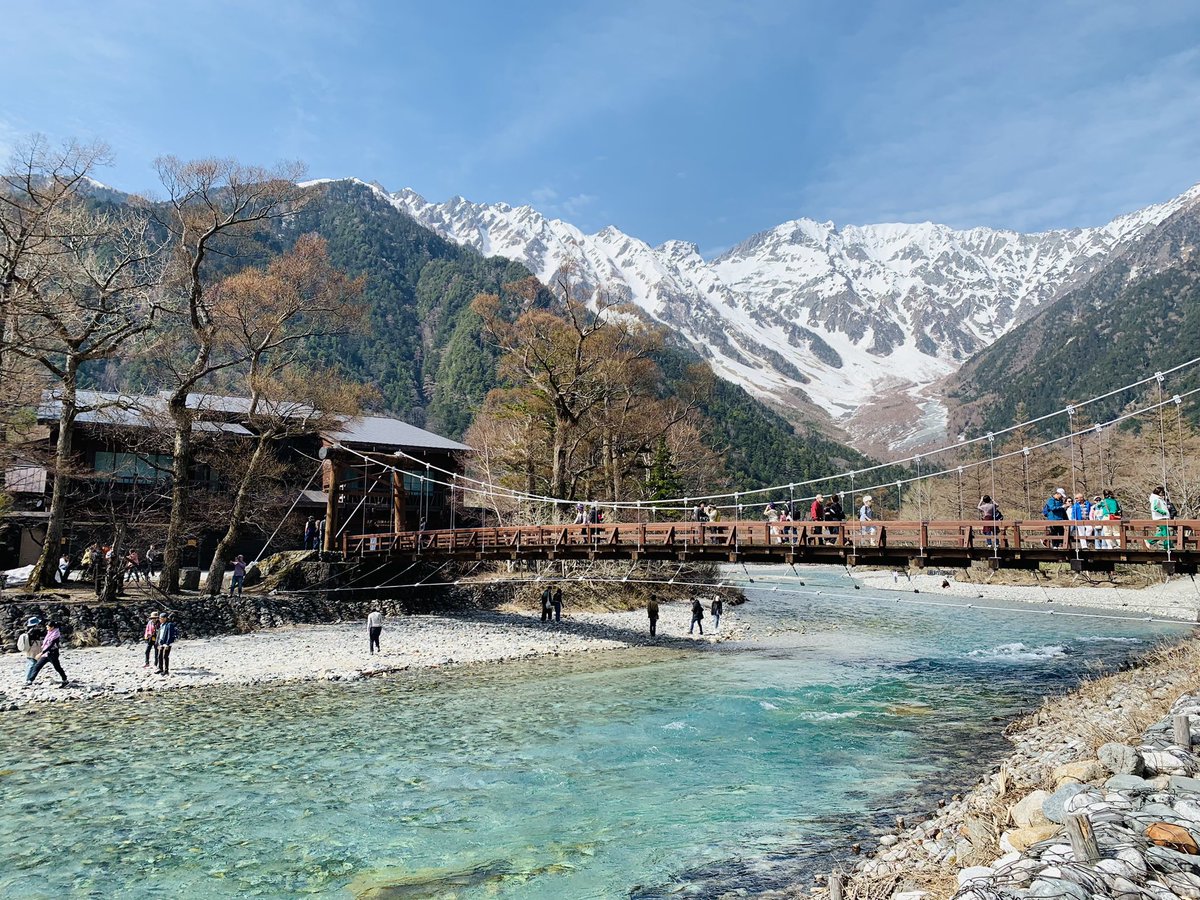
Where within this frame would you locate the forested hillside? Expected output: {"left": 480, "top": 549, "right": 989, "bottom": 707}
{"left": 79, "top": 177, "right": 878, "bottom": 492}
{"left": 947, "top": 201, "right": 1200, "bottom": 437}
{"left": 282, "top": 181, "right": 879, "bottom": 491}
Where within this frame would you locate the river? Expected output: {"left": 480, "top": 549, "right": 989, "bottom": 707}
{"left": 0, "top": 569, "right": 1186, "bottom": 898}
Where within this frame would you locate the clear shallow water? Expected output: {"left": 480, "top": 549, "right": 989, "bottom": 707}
{"left": 0, "top": 570, "right": 1187, "bottom": 898}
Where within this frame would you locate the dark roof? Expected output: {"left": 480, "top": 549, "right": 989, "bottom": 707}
{"left": 38, "top": 391, "right": 252, "bottom": 435}
{"left": 37, "top": 391, "right": 468, "bottom": 451}
{"left": 327, "top": 415, "right": 471, "bottom": 452}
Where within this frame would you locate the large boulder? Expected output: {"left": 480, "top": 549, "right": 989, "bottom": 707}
{"left": 1052, "top": 759, "right": 1107, "bottom": 786}
{"left": 1001, "top": 824, "right": 1060, "bottom": 852}
{"left": 1010, "top": 790, "right": 1051, "bottom": 828}
{"left": 1100, "top": 742, "right": 1145, "bottom": 776}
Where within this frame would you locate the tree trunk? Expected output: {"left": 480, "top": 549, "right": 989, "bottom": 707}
{"left": 102, "top": 524, "right": 126, "bottom": 603}
{"left": 159, "top": 404, "right": 194, "bottom": 593}
{"left": 29, "top": 365, "right": 78, "bottom": 590}
{"left": 550, "top": 417, "right": 568, "bottom": 522}
{"left": 204, "top": 436, "right": 271, "bottom": 595}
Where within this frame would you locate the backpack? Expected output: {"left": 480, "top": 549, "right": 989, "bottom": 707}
{"left": 992, "top": 506, "right": 1003, "bottom": 521}
{"left": 1167, "top": 500, "right": 1179, "bottom": 519}
{"left": 16, "top": 632, "right": 29, "bottom": 653}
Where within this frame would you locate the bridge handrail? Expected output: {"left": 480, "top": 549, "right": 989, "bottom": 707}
{"left": 341, "top": 518, "right": 1200, "bottom": 556}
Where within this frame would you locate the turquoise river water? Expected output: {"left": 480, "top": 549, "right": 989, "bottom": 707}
{"left": 0, "top": 570, "right": 1189, "bottom": 898}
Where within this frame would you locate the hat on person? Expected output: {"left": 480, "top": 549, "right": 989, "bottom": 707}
{"left": 149, "top": 611, "right": 160, "bottom": 618}
{"left": 863, "top": 495, "right": 873, "bottom": 503}
{"left": 26, "top": 616, "right": 41, "bottom": 627}
{"left": 1055, "top": 487, "right": 1066, "bottom": 496}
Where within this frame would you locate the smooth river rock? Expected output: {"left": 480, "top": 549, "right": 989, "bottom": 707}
{"left": 1010, "top": 790, "right": 1051, "bottom": 828}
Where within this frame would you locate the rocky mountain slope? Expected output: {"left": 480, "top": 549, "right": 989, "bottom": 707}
{"left": 947, "top": 197, "right": 1200, "bottom": 437}
{"left": 388, "top": 181, "right": 1200, "bottom": 450}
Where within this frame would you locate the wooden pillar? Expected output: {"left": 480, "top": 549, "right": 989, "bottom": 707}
{"left": 392, "top": 470, "right": 407, "bottom": 533}
{"left": 324, "top": 460, "right": 340, "bottom": 552}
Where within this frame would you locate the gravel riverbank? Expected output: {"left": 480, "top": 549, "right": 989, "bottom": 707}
{"left": 1, "top": 600, "right": 742, "bottom": 708}
{"left": 853, "top": 570, "right": 1200, "bottom": 621}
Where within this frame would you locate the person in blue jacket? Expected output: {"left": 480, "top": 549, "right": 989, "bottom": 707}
{"left": 156, "top": 612, "right": 179, "bottom": 676}
{"left": 1042, "top": 487, "right": 1068, "bottom": 548}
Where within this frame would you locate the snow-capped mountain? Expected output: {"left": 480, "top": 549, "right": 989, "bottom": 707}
{"left": 383, "top": 181, "right": 1200, "bottom": 450}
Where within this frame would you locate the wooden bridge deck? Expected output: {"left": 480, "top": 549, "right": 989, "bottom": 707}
{"left": 342, "top": 519, "right": 1200, "bottom": 573}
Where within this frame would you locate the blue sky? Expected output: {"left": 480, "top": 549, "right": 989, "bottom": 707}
{"left": 4, "top": 0, "right": 1199, "bottom": 255}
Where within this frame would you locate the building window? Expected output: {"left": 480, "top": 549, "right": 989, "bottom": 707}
{"left": 93, "top": 452, "right": 173, "bottom": 483}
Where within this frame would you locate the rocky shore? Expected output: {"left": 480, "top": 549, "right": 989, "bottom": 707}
{"left": 0, "top": 600, "right": 742, "bottom": 709}
{"left": 802, "top": 638, "right": 1200, "bottom": 900}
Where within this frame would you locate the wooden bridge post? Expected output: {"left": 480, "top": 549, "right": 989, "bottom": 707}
{"left": 323, "top": 459, "right": 340, "bottom": 552}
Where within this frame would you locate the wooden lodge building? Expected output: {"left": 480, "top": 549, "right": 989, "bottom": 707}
{"left": 0, "top": 390, "right": 470, "bottom": 570}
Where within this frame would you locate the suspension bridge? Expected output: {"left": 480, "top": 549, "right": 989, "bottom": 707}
{"left": 305, "top": 357, "right": 1200, "bottom": 577}
{"left": 340, "top": 518, "right": 1200, "bottom": 573}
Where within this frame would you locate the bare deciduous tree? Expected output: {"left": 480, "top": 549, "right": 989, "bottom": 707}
{"left": 151, "top": 156, "right": 309, "bottom": 592}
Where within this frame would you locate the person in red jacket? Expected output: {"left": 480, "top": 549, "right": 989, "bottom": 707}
{"left": 810, "top": 494, "right": 825, "bottom": 545}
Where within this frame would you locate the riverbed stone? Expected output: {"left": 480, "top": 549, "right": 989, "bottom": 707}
{"left": 957, "top": 865, "right": 993, "bottom": 886}
{"left": 1029, "top": 876, "right": 1087, "bottom": 900}
{"left": 1042, "top": 783, "right": 1085, "bottom": 824}
{"left": 1146, "top": 844, "right": 1200, "bottom": 873}
{"left": 1053, "top": 759, "right": 1106, "bottom": 786}
{"left": 1162, "top": 871, "right": 1200, "bottom": 899}
{"left": 1110, "top": 875, "right": 1145, "bottom": 900}
{"left": 1001, "top": 824, "right": 1060, "bottom": 852}
{"left": 1100, "top": 743, "right": 1145, "bottom": 776}
{"left": 1011, "top": 790, "right": 1051, "bottom": 827}
{"left": 1173, "top": 776, "right": 1200, "bottom": 795}
{"left": 1106, "top": 774, "right": 1157, "bottom": 793}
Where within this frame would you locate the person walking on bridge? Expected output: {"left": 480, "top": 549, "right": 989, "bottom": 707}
{"left": 647, "top": 597, "right": 660, "bottom": 636}
{"left": 1069, "top": 493, "right": 1092, "bottom": 549}
{"left": 367, "top": 608, "right": 384, "bottom": 653}
{"left": 1149, "top": 486, "right": 1174, "bottom": 550}
{"left": 689, "top": 597, "right": 705, "bottom": 635}
{"left": 1042, "top": 488, "right": 1068, "bottom": 548}
{"left": 810, "top": 494, "right": 824, "bottom": 545}
{"left": 977, "top": 495, "right": 1001, "bottom": 547}
{"left": 823, "top": 493, "right": 845, "bottom": 545}
{"left": 858, "top": 495, "right": 876, "bottom": 545}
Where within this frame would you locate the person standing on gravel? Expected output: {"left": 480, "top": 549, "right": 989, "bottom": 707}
{"left": 647, "top": 597, "right": 659, "bottom": 637}
{"left": 156, "top": 613, "right": 179, "bottom": 675}
{"left": 540, "top": 586, "right": 553, "bottom": 623}
{"left": 689, "top": 597, "right": 705, "bottom": 635}
{"left": 17, "top": 617, "right": 44, "bottom": 684}
{"left": 142, "top": 612, "right": 161, "bottom": 669}
{"left": 229, "top": 555, "right": 247, "bottom": 596}
{"left": 551, "top": 587, "right": 563, "bottom": 623}
{"left": 27, "top": 620, "right": 68, "bottom": 687}
{"left": 367, "top": 608, "right": 384, "bottom": 654}
{"left": 710, "top": 597, "right": 723, "bottom": 630}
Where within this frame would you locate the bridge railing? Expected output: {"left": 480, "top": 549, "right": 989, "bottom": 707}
{"left": 340, "top": 518, "right": 1200, "bottom": 557}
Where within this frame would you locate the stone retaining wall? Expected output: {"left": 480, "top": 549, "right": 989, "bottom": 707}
{"left": 0, "top": 561, "right": 514, "bottom": 650}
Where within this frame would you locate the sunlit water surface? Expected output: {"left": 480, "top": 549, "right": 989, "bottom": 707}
{"left": 0, "top": 570, "right": 1186, "bottom": 898}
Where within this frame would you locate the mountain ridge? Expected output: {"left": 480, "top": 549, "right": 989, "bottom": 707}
{"left": 388, "top": 180, "right": 1200, "bottom": 450}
